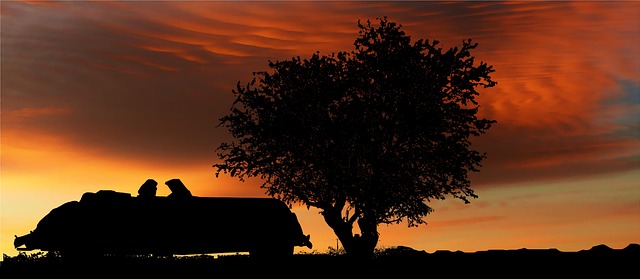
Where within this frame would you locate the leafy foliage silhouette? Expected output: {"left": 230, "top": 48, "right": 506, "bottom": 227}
{"left": 214, "top": 17, "right": 497, "bottom": 258}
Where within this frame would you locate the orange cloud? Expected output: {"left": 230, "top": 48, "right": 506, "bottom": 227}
{"left": 14, "top": 1, "right": 59, "bottom": 7}
{"left": 137, "top": 44, "right": 208, "bottom": 64}
{"left": 4, "top": 107, "right": 71, "bottom": 120}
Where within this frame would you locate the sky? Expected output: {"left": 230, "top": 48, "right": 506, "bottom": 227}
{"left": 1, "top": 0, "right": 639, "bottom": 257}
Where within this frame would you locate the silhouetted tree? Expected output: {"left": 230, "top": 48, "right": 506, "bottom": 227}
{"left": 214, "top": 17, "right": 497, "bottom": 258}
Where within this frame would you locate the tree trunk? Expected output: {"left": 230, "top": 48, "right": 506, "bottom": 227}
{"left": 322, "top": 206, "right": 379, "bottom": 259}
{"left": 351, "top": 213, "right": 379, "bottom": 258}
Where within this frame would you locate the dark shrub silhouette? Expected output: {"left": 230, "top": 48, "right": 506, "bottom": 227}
{"left": 214, "top": 17, "right": 497, "bottom": 258}
{"left": 14, "top": 179, "right": 312, "bottom": 259}
{"left": 3, "top": 244, "right": 638, "bottom": 277}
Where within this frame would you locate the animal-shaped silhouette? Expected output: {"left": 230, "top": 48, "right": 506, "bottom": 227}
{"left": 14, "top": 179, "right": 312, "bottom": 258}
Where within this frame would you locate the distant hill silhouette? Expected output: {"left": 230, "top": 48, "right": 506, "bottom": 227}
{"left": 2, "top": 244, "right": 638, "bottom": 277}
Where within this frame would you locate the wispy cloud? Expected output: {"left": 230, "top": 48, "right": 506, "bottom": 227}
{"left": 2, "top": 0, "right": 638, "bottom": 184}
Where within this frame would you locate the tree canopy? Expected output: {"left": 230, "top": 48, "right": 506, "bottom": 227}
{"left": 214, "top": 17, "right": 497, "bottom": 258}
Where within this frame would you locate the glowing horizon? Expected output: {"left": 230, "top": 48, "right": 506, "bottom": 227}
{"left": 2, "top": 1, "right": 639, "bottom": 257}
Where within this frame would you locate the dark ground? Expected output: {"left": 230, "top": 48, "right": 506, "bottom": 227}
{"left": 2, "top": 244, "right": 638, "bottom": 278}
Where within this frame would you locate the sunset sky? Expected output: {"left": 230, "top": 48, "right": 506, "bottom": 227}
{"left": 1, "top": 1, "right": 639, "bottom": 257}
